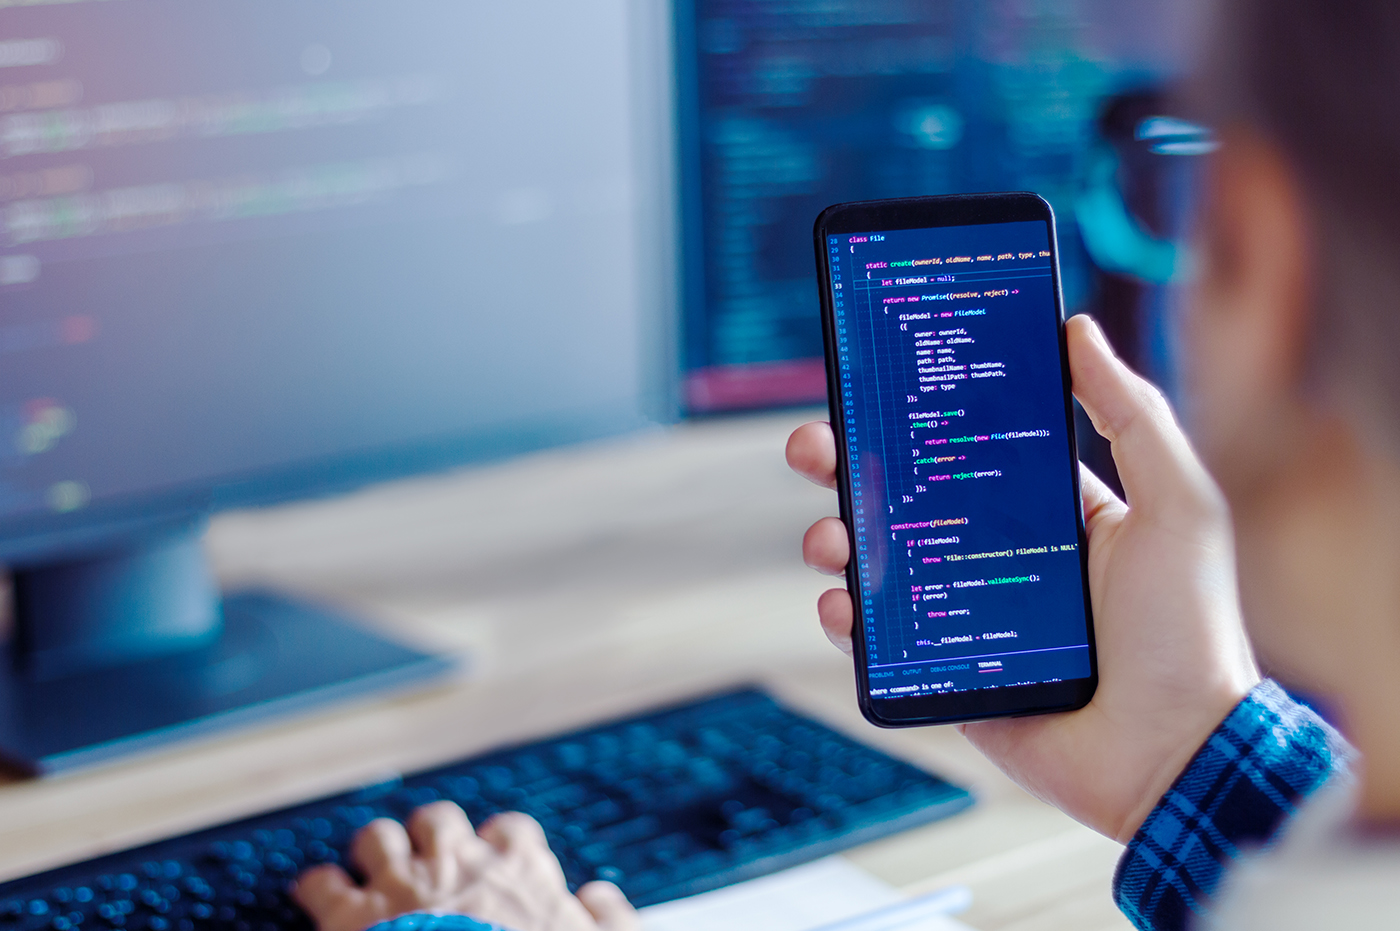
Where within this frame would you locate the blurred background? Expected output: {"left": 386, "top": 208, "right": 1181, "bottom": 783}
{"left": 0, "top": 0, "right": 1205, "bottom": 538}
{"left": 0, "top": 0, "right": 1221, "bottom": 757}
{"left": 677, "top": 0, "right": 1201, "bottom": 420}
{"left": 0, "top": 2, "right": 1214, "bottom": 927}
{"left": 0, "top": 0, "right": 1210, "bottom": 771}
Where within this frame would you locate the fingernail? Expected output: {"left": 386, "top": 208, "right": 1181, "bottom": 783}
{"left": 1082, "top": 314, "right": 1106, "bottom": 342}
{"left": 1082, "top": 315, "right": 1118, "bottom": 355}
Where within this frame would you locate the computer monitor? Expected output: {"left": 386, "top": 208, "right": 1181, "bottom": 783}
{"left": 674, "top": 0, "right": 1191, "bottom": 412}
{"left": 0, "top": 0, "right": 676, "bottom": 774}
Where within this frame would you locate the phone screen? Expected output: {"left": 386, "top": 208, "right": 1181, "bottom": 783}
{"left": 823, "top": 213, "right": 1094, "bottom": 720}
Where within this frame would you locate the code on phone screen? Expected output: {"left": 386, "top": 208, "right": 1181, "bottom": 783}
{"left": 827, "top": 221, "right": 1092, "bottom": 699}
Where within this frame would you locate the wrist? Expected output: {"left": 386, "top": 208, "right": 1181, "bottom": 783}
{"left": 1114, "top": 678, "right": 1260, "bottom": 844}
{"left": 367, "top": 915, "right": 505, "bottom": 931}
{"left": 1113, "top": 680, "right": 1350, "bottom": 930}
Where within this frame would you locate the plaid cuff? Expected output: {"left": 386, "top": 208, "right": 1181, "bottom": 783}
{"left": 1112, "top": 679, "right": 1350, "bottom": 931}
{"left": 367, "top": 915, "right": 507, "bottom": 931}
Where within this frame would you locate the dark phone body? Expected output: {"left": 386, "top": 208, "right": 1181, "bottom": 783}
{"left": 814, "top": 193, "right": 1097, "bottom": 728}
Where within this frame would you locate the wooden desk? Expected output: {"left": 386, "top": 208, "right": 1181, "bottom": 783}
{"left": 0, "top": 410, "right": 1132, "bottom": 931}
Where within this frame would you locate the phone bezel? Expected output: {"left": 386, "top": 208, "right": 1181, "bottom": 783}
{"left": 813, "top": 193, "right": 1098, "bottom": 728}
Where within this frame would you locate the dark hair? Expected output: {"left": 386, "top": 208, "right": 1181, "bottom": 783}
{"left": 1209, "top": 2, "right": 1400, "bottom": 229}
{"left": 1201, "top": 0, "right": 1400, "bottom": 428}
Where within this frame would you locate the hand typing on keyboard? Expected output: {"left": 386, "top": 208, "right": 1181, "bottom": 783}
{"left": 0, "top": 690, "right": 971, "bottom": 928}
{"left": 292, "top": 802, "right": 638, "bottom": 931}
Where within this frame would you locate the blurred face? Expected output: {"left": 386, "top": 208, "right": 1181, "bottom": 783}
{"left": 1174, "top": 129, "right": 1336, "bottom": 692}
{"left": 1177, "top": 130, "right": 1400, "bottom": 713}
{"left": 1177, "top": 131, "right": 1310, "bottom": 498}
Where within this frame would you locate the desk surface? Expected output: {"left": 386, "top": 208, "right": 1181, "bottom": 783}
{"left": 0, "top": 411, "right": 1132, "bottom": 931}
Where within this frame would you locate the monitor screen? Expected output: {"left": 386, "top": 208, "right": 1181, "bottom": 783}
{"left": 0, "top": 0, "right": 665, "bottom": 553}
{"left": 676, "top": 0, "right": 1186, "bottom": 412}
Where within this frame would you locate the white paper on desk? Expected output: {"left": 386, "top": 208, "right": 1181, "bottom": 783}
{"left": 638, "top": 857, "right": 975, "bottom": 931}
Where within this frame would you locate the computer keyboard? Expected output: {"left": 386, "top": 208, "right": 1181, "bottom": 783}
{"left": 0, "top": 688, "right": 973, "bottom": 930}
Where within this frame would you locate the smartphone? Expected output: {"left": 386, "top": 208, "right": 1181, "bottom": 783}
{"left": 814, "top": 193, "right": 1097, "bottom": 727}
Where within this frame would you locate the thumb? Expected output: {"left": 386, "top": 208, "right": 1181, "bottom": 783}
{"left": 1066, "top": 314, "right": 1219, "bottom": 524}
{"left": 576, "top": 881, "right": 639, "bottom": 931}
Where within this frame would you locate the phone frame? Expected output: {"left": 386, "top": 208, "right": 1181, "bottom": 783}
{"left": 813, "top": 193, "right": 1098, "bottom": 728}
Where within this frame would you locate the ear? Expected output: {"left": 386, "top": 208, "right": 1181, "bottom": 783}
{"left": 1184, "top": 126, "right": 1317, "bottom": 484}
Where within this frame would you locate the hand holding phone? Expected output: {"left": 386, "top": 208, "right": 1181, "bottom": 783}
{"left": 795, "top": 201, "right": 1259, "bottom": 836}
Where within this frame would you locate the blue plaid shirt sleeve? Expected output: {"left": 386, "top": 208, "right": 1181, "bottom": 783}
{"left": 367, "top": 915, "right": 508, "bottom": 931}
{"left": 1112, "top": 679, "right": 1351, "bottom": 931}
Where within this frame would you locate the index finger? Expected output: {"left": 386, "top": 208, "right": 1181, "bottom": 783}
{"left": 786, "top": 421, "right": 837, "bottom": 490}
{"left": 407, "top": 801, "right": 491, "bottom": 865}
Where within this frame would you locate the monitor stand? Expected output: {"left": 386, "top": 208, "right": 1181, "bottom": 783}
{"left": 0, "top": 525, "right": 456, "bottom": 775}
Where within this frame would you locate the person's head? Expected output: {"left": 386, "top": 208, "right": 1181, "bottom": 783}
{"left": 1180, "top": 0, "right": 1400, "bottom": 782}
{"left": 1185, "top": 0, "right": 1400, "bottom": 461}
